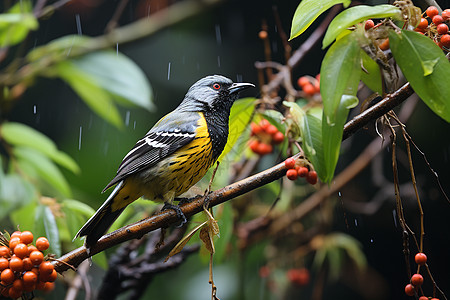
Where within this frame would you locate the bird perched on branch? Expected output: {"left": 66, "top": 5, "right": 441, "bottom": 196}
{"left": 75, "top": 75, "right": 254, "bottom": 248}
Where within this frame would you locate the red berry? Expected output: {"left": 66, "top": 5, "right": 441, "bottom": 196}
{"left": 20, "top": 231, "right": 34, "bottom": 245}
{"left": 22, "top": 271, "right": 38, "bottom": 286}
{"left": 35, "top": 237, "right": 50, "bottom": 251}
{"left": 9, "top": 237, "right": 21, "bottom": 251}
{"left": 39, "top": 261, "right": 54, "bottom": 276}
{"left": 297, "top": 167, "right": 309, "bottom": 178}
{"left": 29, "top": 250, "right": 44, "bottom": 265}
{"left": 8, "top": 287, "right": 22, "bottom": 299}
{"left": 10, "top": 231, "right": 21, "bottom": 239}
{"left": 314, "top": 80, "right": 320, "bottom": 93}
{"left": 426, "top": 6, "right": 439, "bottom": 18}
{"left": 432, "top": 15, "right": 444, "bottom": 25}
{"left": 442, "top": 9, "right": 450, "bottom": 21}
{"left": 266, "top": 124, "right": 279, "bottom": 135}
{"left": 9, "top": 256, "right": 23, "bottom": 272}
{"left": 437, "top": 23, "right": 449, "bottom": 35}
{"left": 430, "top": 298, "right": 440, "bottom": 300}
{"left": 365, "top": 19, "right": 374, "bottom": 30}
{"left": 419, "top": 297, "right": 429, "bottom": 300}
{"left": 272, "top": 131, "right": 285, "bottom": 144}
{"left": 284, "top": 157, "right": 296, "bottom": 169}
{"left": 286, "top": 169, "right": 298, "bottom": 180}
{"left": 417, "top": 17, "right": 429, "bottom": 30}
{"left": 249, "top": 139, "right": 260, "bottom": 153}
{"left": 0, "top": 257, "right": 8, "bottom": 271}
{"left": 257, "top": 143, "right": 273, "bottom": 155}
{"left": 440, "top": 34, "right": 450, "bottom": 48}
{"left": 415, "top": 253, "right": 427, "bottom": 265}
{"left": 306, "top": 170, "right": 318, "bottom": 185}
{"left": 259, "top": 266, "right": 270, "bottom": 278}
{"left": 250, "top": 123, "right": 262, "bottom": 136}
{"left": 258, "top": 30, "right": 268, "bottom": 39}
{"left": 379, "top": 38, "right": 390, "bottom": 50}
{"left": 411, "top": 274, "right": 424, "bottom": 286}
{"left": 297, "top": 76, "right": 310, "bottom": 87}
{"left": 0, "top": 246, "right": 10, "bottom": 257}
{"left": 259, "top": 119, "right": 270, "bottom": 130}
{"left": 303, "top": 83, "right": 316, "bottom": 96}
{"left": 405, "top": 283, "right": 415, "bottom": 296}
{"left": 287, "top": 268, "right": 310, "bottom": 286}
{"left": 13, "top": 243, "right": 28, "bottom": 259}
{"left": 1, "top": 269, "right": 15, "bottom": 285}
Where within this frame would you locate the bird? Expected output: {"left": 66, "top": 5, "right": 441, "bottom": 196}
{"left": 75, "top": 75, "right": 254, "bottom": 248}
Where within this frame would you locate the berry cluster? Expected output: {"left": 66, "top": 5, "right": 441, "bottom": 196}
{"left": 404, "top": 253, "right": 440, "bottom": 299}
{"left": 297, "top": 74, "right": 320, "bottom": 97}
{"left": 249, "top": 119, "right": 285, "bottom": 155}
{"left": 286, "top": 268, "right": 310, "bottom": 286}
{"left": 414, "top": 6, "right": 450, "bottom": 49}
{"left": 0, "top": 231, "right": 56, "bottom": 299}
{"left": 284, "top": 157, "right": 318, "bottom": 185}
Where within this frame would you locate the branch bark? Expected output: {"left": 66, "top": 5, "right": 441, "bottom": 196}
{"left": 54, "top": 82, "right": 414, "bottom": 273}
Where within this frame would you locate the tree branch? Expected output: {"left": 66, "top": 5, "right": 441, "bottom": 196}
{"left": 53, "top": 82, "right": 413, "bottom": 273}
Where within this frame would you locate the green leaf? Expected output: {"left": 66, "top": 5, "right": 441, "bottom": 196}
{"left": 61, "top": 199, "right": 95, "bottom": 245}
{"left": 360, "top": 50, "right": 383, "bottom": 94}
{"left": 290, "top": 0, "right": 351, "bottom": 40}
{"left": 0, "top": 174, "right": 35, "bottom": 220}
{"left": 320, "top": 33, "right": 361, "bottom": 182}
{"left": 14, "top": 147, "right": 72, "bottom": 197}
{"left": 69, "top": 51, "right": 154, "bottom": 111}
{"left": 213, "top": 203, "right": 234, "bottom": 263}
{"left": 34, "top": 205, "right": 61, "bottom": 257}
{"left": 389, "top": 30, "right": 450, "bottom": 122}
{"left": 0, "top": 1, "right": 38, "bottom": 47}
{"left": 1, "top": 122, "right": 80, "bottom": 174}
{"left": 10, "top": 201, "right": 37, "bottom": 232}
{"left": 219, "top": 98, "right": 256, "bottom": 161}
{"left": 322, "top": 5, "right": 402, "bottom": 48}
{"left": 54, "top": 61, "right": 124, "bottom": 128}
{"left": 27, "top": 35, "right": 92, "bottom": 62}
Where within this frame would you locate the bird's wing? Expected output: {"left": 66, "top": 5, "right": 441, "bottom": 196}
{"left": 103, "top": 111, "right": 200, "bottom": 191}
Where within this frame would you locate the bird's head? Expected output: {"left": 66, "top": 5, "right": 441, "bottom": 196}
{"left": 179, "top": 75, "right": 254, "bottom": 112}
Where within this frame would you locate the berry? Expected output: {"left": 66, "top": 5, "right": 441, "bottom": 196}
{"left": 405, "top": 283, "right": 415, "bottom": 296}
{"left": 39, "top": 261, "right": 54, "bottom": 276}
{"left": 379, "top": 38, "right": 390, "bottom": 50}
{"left": 36, "top": 281, "right": 46, "bottom": 290}
{"left": 22, "top": 271, "right": 38, "bottom": 286}
{"left": 287, "top": 268, "right": 310, "bottom": 286}
{"left": 43, "top": 281, "right": 55, "bottom": 292}
{"left": 411, "top": 274, "right": 424, "bottom": 286}
{"left": 303, "top": 83, "right": 316, "bottom": 96}
{"left": 45, "top": 269, "right": 57, "bottom": 282}
{"left": 415, "top": 253, "right": 427, "bottom": 265}
{"left": 314, "top": 79, "right": 320, "bottom": 93}
{"left": 419, "top": 297, "right": 429, "bottom": 300}
{"left": 1, "top": 268, "right": 15, "bottom": 284}
{"left": 12, "top": 279, "right": 24, "bottom": 292}
{"left": 417, "top": 17, "right": 429, "bottom": 30}
{"left": 257, "top": 142, "right": 272, "bottom": 155}
{"left": 36, "top": 237, "right": 50, "bottom": 251}
{"left": 20, "top": 231, "right": 33, "bottom": 245}
{"left": 259, "top": 119, "right": 270, "bottom": 131}
{"left": 250, "top": 122, "right": 263, "bottom": 136}
{"left": 284, "top": 157, "right": 296, "bottom": 169}
{"left": 437, "top": 23, "right": 449, "bottom": 35}
{"left": 0, "top": 246, "right": 10, "bottom": 257}
{"left": 286, "top": 169, "right": 298, "bottom": 180}
{"left": 249, "top": 139, "right": 260, "bottom": 153}
{"left": 442, "top": 9, "right": 450, "bottom": 21}
{"left": 432, "top": 15, "right": 443, "bottom": 25}
{"left": 0, "top": 257, "right": 8, "bottom": 271}
{"left": 10, "top": 231, "right": 21, "bottom": 239}
{"left": 306, "top": 170, "right": 318, "bottom": 185}
{"left": 9, "top": 237, "right": 21, "bottom": 250}
{"left": 440, "top": 34, "right": 450, "bottom": 48}
{"left": 272, "top": 131, "right": 285, "bottom": 144}
{"left": 365, "top": 19, "right": 375, "bottom": 30}
{"left": 29, "top": 250, "right": 44, "bottom": 265}
{"left": 22, "top": 257, "right": 33, "bottom": 271}
{"left": 28, "top": 245, "right": 38, "bottom": 256}
{"left": 426, "top": 6, "right": 439, "bottom": 19}
{"left": 8, "top": 287, "right": 22, "bottom": 299}
{"left": 258, "top": 30, "right": 268, "bottom": 39}
{"left": 266, "top": 124, "right": 278, "bottom": 135}
{"left": 13, "top": 243, "right": 28, "bottom": 259}
{"left": 259, "top": 266, "right": 270, "bottom": 278}
{"left": 9, "top": 256, "right": 23, "bottom": 272}
{"left": 297, "top": 167, "right": 309, "bottom": 178}
{"left": 297, "top": 76, "right": 310, "bottom": 87}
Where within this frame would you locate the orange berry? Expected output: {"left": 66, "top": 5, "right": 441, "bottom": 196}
{"left": 442, "top": 9, "right": 450, "bottom": 21}
{"left": 417, "top": 17, "right": 428, "bottom": 30}
{"left": 364, "top": 19, "right": 374, "bottom": 30}
{"left": 426, "top": 6, "right": 439, "bottom": 18}
{"left": 12, "top": 279, "right": 24, "bottom": 292}
{"left": 8, "top": 287, "right": 22, "bottom": 299}
{"left": 314, "top": 79, "right": 320, "bottom": 93}
{"left": 29, "top": 251, "right": 44, "bottom": 265}
{"left": 23, "top": 282, "right": 36, "bottom": 292}
{"left": 20, "top": 231, "right": 33, "bottom": 245}
{"left": 441, "top": 34, "right": 450, "bottom": 47}
{"left": 250, "top": 122, "right": 263, "bottom": 136}
{"left": 432, "top": 15, "right": 443, "bottom": 25}
{"left": 13, "top": 243, "right": 28, "bottom": 259}
{"left": 23, "top": 271, "right": 38, "bottom": 286}
{"left": 306, "top": 170, "right": 318, "bottom": 185}
{"left": 266, "top": 124, "right": 278, "bottom": 135}
{"left": 257, "top": 142, "right": 272, "bottom": 155}
{"left": 259, "top": 119, "right": 270, "bottom": 130}
{"left": 405, "top": 283, "right": 415, "bottom": 296}
{"left": 303, "top": 83, "right": 316, "bottom": 96}
{"left": 286, "top": 169, "right": 298, "bottom": 180}
{"left": 437, "top": 23, "right": 449, "bottom": 35}
{"left": 297, "top": 166, "right": 309, "bottom": 178}
{"left": 22, "top": 257, "right": 33, "bottom": 271}
{"left": 39, "top": 261, "right": 54, "bottom": 276}
{"left": 9, "top": 237, "right": 21, "bottom": 251}
{"left": 44, "top": 269, "right": 57, "bottom": 282}
{"left": 249, "top": 139, "right": 260, "bottom": 153}
{"left": 258, "top": 30, "right": 268, "bottom": 39}
{"left": 415, "top": 253, "right": 427, "bottom": 265}
{"left": 297, "top": 76, "right": 310, "bottom": 87}
{"left": 36, "top": 280, "right": 46, "bottom": 290}
{"left": 0, "top": 258, "right": 8, "bottom": 271}
{"left": 30, "top": 267, "right": 39, "bottom": 277}
{"left": 10, "top": 231, "right": 21, "bottom": 239}
{"left": 9, "top": 256, "right": 23, "bottom": 272}
{"left": 35, "top": 237, "right": 49, "bottom": 251}
{"left": 43, "top": 281, "right": 55, "bottom": 292}
{"left": 0, "top": 246, "right": 10, "bottom": 257}
{"left": 419, "top": 297, "right": 429, "bottom": 300}
{"left": 1, "top": 269, "right": 15, "bottom": 284}
{"left": 411, "top": 274, "right": 424, "bottom": 286}
{"left": 27, "top": 245, "right": 38, "bottom": 256}
{"left": 272, "top": 131, "right": 285, "bottom": 144}
{"left": 284, "top": 157, "right": 296, "bottom": 169}
{"left": 379, "top": 38, "right": 390, "bottom": 50}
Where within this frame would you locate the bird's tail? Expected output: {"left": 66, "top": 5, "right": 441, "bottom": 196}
{"left": 75, "top": 181, "right": 126, "bottom": 248}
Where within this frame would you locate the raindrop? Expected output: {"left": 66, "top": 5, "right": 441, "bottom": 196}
{"left": 125, "top": 111, "right": 131, "bottom": 126}
{"left": 236, "top": 74, "right": 243, "bottom": 82}
{"left": 215, "top": 24, "right": 222, "bottom": 45}
{"left": 116, "top": 43, "right": 119, "bottom": 55}
{"left": 338, "top": 191, "right": 342, "bottom": 197}
{"left": 133, "top": 121, "right": 136, "bottom": 129}
{"left": 33, "top": 105, "right": 37, "bottom": 114}
{"left": 78, "top": 126, "right": 82, "bottom": 150}
{"left": 217, "top": 56, "right": 221, "bottom": 68}
{"left": 370, "top": 238, "right": 374, "bottom": 243}
{"left": 167, "top": 62, "right": 171, "bottom": 80}
{"left": 354, "top": 219, "right": 358, "bottom": 227}
{"left": 392, "top": 209, "right": 398, "bottom": 228}
{"left": 75, "top": 14, "right": 82, "bottom": 35}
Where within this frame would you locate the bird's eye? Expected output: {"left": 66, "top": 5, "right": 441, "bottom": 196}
{"left": 212, "top": 83, "right": 221, "bottom": 90}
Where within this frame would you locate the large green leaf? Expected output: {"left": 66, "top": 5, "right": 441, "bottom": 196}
{"left": 14, "top": 147, "right": 72, "bottom": 197}
{"left": 1, "top": 122, "right": 80, "bottom": 174}
{"left": 34, "top": 205, "right": 61, "bottom": 257}
{"left": 322, "top": 5, "right": 401, "bottom": 48}
{"left": 389, "top": 30, "right": 450, "bottom": 122}
{"left": 360, "top": 50, "right": 383, "bottom": 94}
{"left": 320, "top": 33, "right": 361, "bottom": 182}
{"left": 27, "top": 35, "right": 91, "bottom": 62}
{"left": 0, "top": 1, "right": 38, "bottom": 47}
{"left": 0, "top": 174, "right": 35, "bottom": 220}
{"left": 290, "top": 0, "right": 351, "bottom": 40}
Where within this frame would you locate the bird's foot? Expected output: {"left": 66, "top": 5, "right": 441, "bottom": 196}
{"left": 161, "top": 202, "right": 187, "bottom": 227}
{"left": 175, "top": 195, "right": 202, "bottom": 206}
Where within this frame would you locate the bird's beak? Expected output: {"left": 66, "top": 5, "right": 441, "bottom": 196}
{"left": 228, "top": 82, "right": 255, "bottom": 94}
